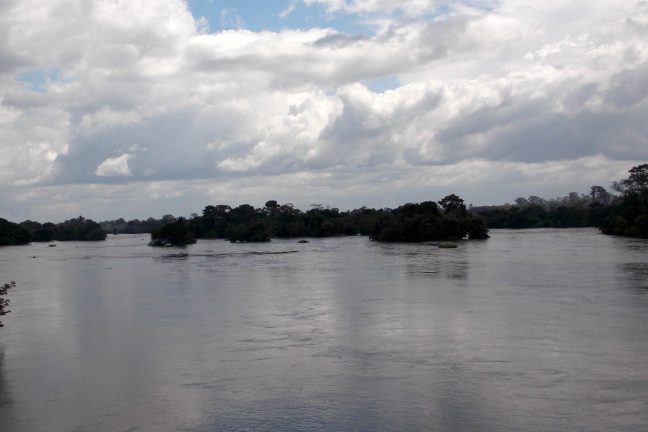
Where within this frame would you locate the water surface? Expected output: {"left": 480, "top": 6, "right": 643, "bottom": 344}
{"left": 0, "top": 229, "right": 647, "bottom": 431}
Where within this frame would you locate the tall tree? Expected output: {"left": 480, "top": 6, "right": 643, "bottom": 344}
{"left": 613, "top": 164, "right": 648, "bottom": 194}
{"left": 438, "top": 194, "right": 467, "bottom": 216}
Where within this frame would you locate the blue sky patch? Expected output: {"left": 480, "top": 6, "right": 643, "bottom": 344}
{"left": 17, "top": 68, "right": 62, "bottom": 93}
{"left": 187, "top": 0, "right": 368, "bottom": 33}
{"left": 362, "top": 75, "right": 401, "bottom": 93}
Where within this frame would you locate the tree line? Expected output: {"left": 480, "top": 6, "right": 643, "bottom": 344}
{"left": 0, "top": 216, "right": 106, "bottom": 245}
{"left": 99, "top": 215, "right": 176, "bottom": 235}
{"left": 149, "top": 194, "right": 489, "bottom": 246}
{"left": 473, "top": 188, "right": 613, "bottom": 229}
{"left": 473, "top": 164, "right": 648, "bottom": 238}
{"left": 1, "top": 164, "right": 646, "bottom": 247}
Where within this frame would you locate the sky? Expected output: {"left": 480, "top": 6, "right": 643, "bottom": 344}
{"left": 1, "top": 0, "right": 647, "bottom": 221}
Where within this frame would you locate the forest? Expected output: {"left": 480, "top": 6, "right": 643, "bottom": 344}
{"left": 147, "top": 165, "right": 648, "bottom": 245}
{"left": 600, "top": 164, "right": 648, "bottom": 238}
{"left": 0, "top": 164, "right": 646, "bottom": 246}
{"left": 0, "top": 217, "right": 106, "bottom": 245}
{"left": 149, "top": 194, "right": 489, "bottom": 246}
{"left": 473, "top": 164, "right": 648, "bottom": 238}
{"left": 474, "top": 188, "right": 613, "bottom": 229}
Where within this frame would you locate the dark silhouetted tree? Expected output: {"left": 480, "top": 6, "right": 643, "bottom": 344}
{"left": 603, "top": 164, "right": 648, "bottom": 238}
{"left": 0, "top": 281, "right": 15, "bottom": 327}
{"left": 438, "top": 194, "right": 467, "bottom": 216}
{"left": 0, "top": 219, "right": 30, "bottom": 245}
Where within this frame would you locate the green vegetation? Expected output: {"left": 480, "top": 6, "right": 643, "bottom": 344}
{"left": 100, "top": 215, "right": 176, "bottom": 234}
{"left": 0, "top": 219, "right": 30, "bottom": 246}
{"left": 20, "top": 217, "right": 107, "bottom": 242}
{"left": 601, "top": 164, "right": 648, "bottom": 238}
{"left": 470, "top": 163, "right": 648, "bottom": 239}
{"left": 369, "top": 196, "right": 489, "bottom": 242}
{"left": 0, "top": 216, "right": 106, "bottom": 246}
{"left": 149, "top": 195, "right": 489, "bottom": 245}
{"left": 474, "top": 188, "right": 614, "bottom": 229}
{"left": 5, "top": 165, "right": 647, "bottom": 247}
{"left": 0, "top": 281, "right": 15, "bottom": 327}
{"left": 149, "top": 217, "right": 197, "bottom": 246}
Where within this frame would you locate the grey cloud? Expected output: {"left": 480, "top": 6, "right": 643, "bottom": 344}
{"left": 52, "top": 107, "right": 251, "bottom": 184}
{"left": 0, "top": 1, "right": 33, "bottom": 75}
{"left": 2, "top": 89, "right": 53, "bottom": 110}
{"left": 494, "top": 108, "right": 648, "bottom": 162}
{"left": 626, "top": 17, "right": 648, "bottom": 35}
{"left": 414, "top": 15, "right": 477, "bottom": 56}
{"left": 604, "top": 61, "right": 648, "bottom": 108}
{"left": 430, "top": 97, "right": 648, "bottom": 165}
{"left": 312, "top": 33, "right": 369, "bottom": 48}
{"left": 0, "top": 47, "right": 32, "bottom": 76}
{"left": 562, "top": 83, "right": 598, "bottom": 111}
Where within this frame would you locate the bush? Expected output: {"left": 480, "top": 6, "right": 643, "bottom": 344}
{"left": 0, "top": 281, "right": 15, "bottom": 327}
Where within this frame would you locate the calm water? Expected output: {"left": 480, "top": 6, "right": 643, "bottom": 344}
{"left": 0, "top": 229, "right": 647, "bottom": 431}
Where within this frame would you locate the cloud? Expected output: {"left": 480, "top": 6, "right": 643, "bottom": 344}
{"left": 220, "top": 8, "right": 245, "bottom": 30}
{"left": 604, "top": 61, "right": 648, "bottom": 108}
{"left": 95, "top": 153, "right": 132, "bottom": 177}
{"left": 279, "top": 1, "right": 297, "bottom": 19}
{"left": 0, "top": 0, "right": 647, "bottom": 220}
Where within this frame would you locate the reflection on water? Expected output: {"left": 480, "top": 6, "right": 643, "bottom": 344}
{"left": 0, "top": 229, "right": 647, "bottom": 431}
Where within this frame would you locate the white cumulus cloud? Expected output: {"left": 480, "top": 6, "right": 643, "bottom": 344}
{"left": 95, "top": 153, "right": 132, "bottom": 177}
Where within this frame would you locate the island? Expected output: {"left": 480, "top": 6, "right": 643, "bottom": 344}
{"left": 148, "top": 194, "right": 489, "bottom": 246}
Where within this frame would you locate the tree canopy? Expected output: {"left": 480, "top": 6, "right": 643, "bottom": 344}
{"left": 613, "top": 164, "right": 648, "bottom": 194}
{"left": 474, "top": 188, "right": 616, "bottom": 229}
{"left": 148, "top": 195, "right": 489, "bottom": 245}
{"left": 20, "top": 217, "right": 106, "bottom": 242}
{"left": 0, "top": 218, "right": 30, "bottom": 246}
{"left": 602, "top": 164, "right": 648, "bottom": 238}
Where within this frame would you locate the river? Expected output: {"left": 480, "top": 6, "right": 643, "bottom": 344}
{"left": 0, "top": 228, "right": 647, "bottom": 431}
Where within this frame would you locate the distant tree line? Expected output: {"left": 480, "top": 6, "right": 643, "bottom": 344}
{"left": 150, "top": 194, "right": 489, "bottom": 246}
{"left": 471, "top": 163, "right": 648, "bottom": 238}
{"left": 99, "top": 215, "right": 177, "bottom": 235}
{"left": 2, "top": 164, "right": 645, "bottom": 247}
{"left": 473, "top": 188, "right": 614, "bottom": 229}
{"left": 0, "top": 217, "right": 107, "bottom": 246}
